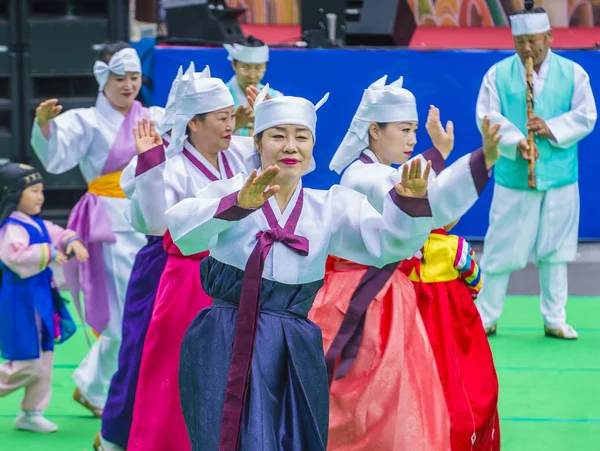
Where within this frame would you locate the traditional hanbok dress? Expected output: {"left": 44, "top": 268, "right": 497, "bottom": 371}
{"left": 167, "top": 171, "right": 435, "bottom": 450}
{"left": 30, "top": 92, "right": 164, "bottom": 409}
{"left": 401, "top": 228, "right": 500, "bottom": 450}
{"left": 100, "top": 65, "right": 188, "bottom": 448}
{"left": 309, "top": 75, "right": 497, "bottom": 450}
{"left": 125, "top": 73, "right": 255, "bottom": 451}
{"left": 0, "top": 211, "right": 77, "bottom": 411}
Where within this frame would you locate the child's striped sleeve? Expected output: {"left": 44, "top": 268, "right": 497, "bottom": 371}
{"left": 453, "top": 237, "right": 482, "bottom": 298}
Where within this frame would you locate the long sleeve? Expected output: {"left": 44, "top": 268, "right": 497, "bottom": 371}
{"left": 453, "top": 237, "right": 481, "bottom": 298}
{"left": 43, "top": 220, "right": 79, "bottom": 252}
{"left": 122, "top": 144, "right": 172, "bottom": 235}
{"left": 426, "top": 148, "right": 490, "bottom": 228}
{"left": 545, "top": 63, "right": 597, "bottom": 149}
{"left": 0, "top": 224, "right": 55, "bottom": 278}
{"left": 30, "top": 108, "right": 96, "bottom": 174}
{"left": 476, "top": 66, "right": 525, "bottom": 160}
{"left": 328, "top": 185, "right": 433, "bottom": 268}
{"left": 165, "top": 174, "right": 254, "bottom": 255}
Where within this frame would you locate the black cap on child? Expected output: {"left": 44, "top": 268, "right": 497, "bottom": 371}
{"left": 0, "top": 162, "right": 44, "bottom": 224}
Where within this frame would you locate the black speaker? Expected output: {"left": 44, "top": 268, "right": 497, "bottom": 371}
{"left": 301, "top": 0, "right": 347, "bottom": 48}
{"left": 344, "top": 0, "right": 416, "bottom": 46}
{"left": 164, "top": 0, "right": 245, "bottom": 45}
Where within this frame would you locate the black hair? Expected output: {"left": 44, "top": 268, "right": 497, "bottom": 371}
{"left": 237, "top": 35, "right": 266, "bottom": 47}
{"left": 185, "top": 113, "right": 207, "bottom": 136}
{"left": 98, "top": 41, "right": 133, "bottom": 64}
{"left": 375, "top": 122, "right": 389, "bottom": 129}
{"left": 512, "top": 0, "right": 546, "bottom": 16}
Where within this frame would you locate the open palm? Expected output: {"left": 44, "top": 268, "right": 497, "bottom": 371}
{"left": 395, "top": 159, "right": 432, "bottom": 198}
{"left": 133, "top": 119, "right": 163, "bottom": 155}
{"left": 425, "top": 105, "right": 454, "bottom": 159}
{"left": 237, "top": 166, "right": 281, "bottom": 209}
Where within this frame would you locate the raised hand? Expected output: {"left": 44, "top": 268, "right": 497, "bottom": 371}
{"left": 236, "top": 166, "right": 281, "bottom": 209}
{"left": 246, "top": 86, "right": 273, "bottom": 109}
{"left": 480, "top": 116, "right": 502, "bottom": 169}
{"left": 36, "top": 99, "right": 63, "bottom": 127}
{"left": 394, "top": 159, "right": 432, "bottom": 198}
{"left": 65, "top": 240, "right": 89, "bottom": 262}
{"left": 235, "top": 105, "right": 254, "bottom": 131}
{"left": 425, "top": 105, "right": 454, "bottom": 159}
{"left": 133, "top": 118, "right": 163, "bottom": 155}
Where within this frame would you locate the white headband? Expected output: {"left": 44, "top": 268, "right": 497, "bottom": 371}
{"left": 93, "top": 48, "right": 142, "bottom": 92}
{"left": 253, "top": 85, "right": 328, "bottom": 174}
{"left": 510, "top": 12, "right": 550, "bottom": 36}
{"left": 224, "top": 43, "right": 269, "bottom": 64}
{"left": 329, "top": 75, "right": 418, "bottom": 174}
{"left": 166, "top": 76, "right": 234, "bottom": 157}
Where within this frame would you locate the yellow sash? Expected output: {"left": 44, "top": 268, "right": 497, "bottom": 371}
{"left": 87, "top": 171, "right": 126, "bottom": 198}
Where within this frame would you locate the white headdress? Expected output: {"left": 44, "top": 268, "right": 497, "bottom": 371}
{"left": 166, "top": 72, "right": 234, "bottom": 157}
{"left": 329, "top": 75, "right": 418, "bottom": 174}
{"left": 510, "top": 10, "right": 550, "bottom": 36}
{"left": 157, "top": 62, "right": 211, "bottom": 136}
{"left": 224, "top": 43, "right": 269, "bottom": 64}
{"left": 93, "top": 48, "right": 142, "bottom": 92}
{"left": 250, "top": 85, "right": 329, "bottom": 174}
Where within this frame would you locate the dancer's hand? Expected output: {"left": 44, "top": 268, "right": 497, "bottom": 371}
{"left": 527, "top": 115, "right": 554, "bottom": 139}
{"left": 133, "top": 119, "right": 163, "bottom": 155}
{"left": 65, "top": 240, "right": 89, "bottom": 262}
{"left": 481, "top": 116, "right": 502, "bottom": 169}
{"left": 35, "top": 99, "right": 63, "bottom": 138}
{"left": 236, "top": 166, "right": 280, "bottom": 209}
{"left": 425, "top": 105, "right": 454, "bottom": 159}
{"left": 54, "top": 250, "right": 68, "bottom": 265}
{"left": 395, "top": 159, "right": 432, "bottom": 198}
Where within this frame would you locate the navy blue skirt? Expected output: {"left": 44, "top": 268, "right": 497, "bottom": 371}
{"left": 179, "top": 257, "right": 329, "bottom": 451}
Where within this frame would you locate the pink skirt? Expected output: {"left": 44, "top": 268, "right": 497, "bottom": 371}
{"left": 128, "top": 232, "right": 211, "bottom": 451}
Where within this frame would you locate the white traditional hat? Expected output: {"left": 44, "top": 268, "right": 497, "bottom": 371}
{"left": 158, "top": 62, "right": 211, "bottom": 136}
{"left": 224, "top": 42, "right": 269, "bottom": 64}
{"left": 329, "top": 75, "right": 418, "bottom": 174}
{"left": 166, "top": 72, "right": 234, "bottom": 157}
{"left": 250, "top": 85, "right": 329, "bottom": 174}
{"left": 93, "top": 48, "right": 142, "bottom": 92}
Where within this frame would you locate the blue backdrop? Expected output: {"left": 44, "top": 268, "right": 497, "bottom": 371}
{"left": 150, "top": 46, "right": 600, "bottom": 240}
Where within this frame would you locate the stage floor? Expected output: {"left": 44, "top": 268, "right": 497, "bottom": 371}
{"left": 1, "top": 296, "right": 599, "bottom": 450}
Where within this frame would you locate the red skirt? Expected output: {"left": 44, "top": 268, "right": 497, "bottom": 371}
{"left": 401, "top": 260, "right": 500, "bottom": 450}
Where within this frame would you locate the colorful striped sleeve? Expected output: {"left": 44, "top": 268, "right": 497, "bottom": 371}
{"left": 453, "top": 237, "right": 482, "bottom": 298}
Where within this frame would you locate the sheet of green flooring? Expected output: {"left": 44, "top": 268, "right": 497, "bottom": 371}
{"left": 0, "top": 296, "right": 598, "bottom": 450}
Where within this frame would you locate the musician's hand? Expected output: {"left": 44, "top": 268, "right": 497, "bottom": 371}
{"left": 425, "top": 105, "right": 454, "bottom": 159}
{"left": 133, "top": 119, "right": 163, "bottom": 155}
{"left": 527, "top": 115, "right": 555, "bottom": 140}
{"left": 236, "top": 166, "right": 280, "bottom": 209}
{"left": 394, "top": 159, "right": 432, "bottom": 198}
{"left": 235, "top": 105, "right": 254, "bottom": 132}
{"left": 246, "top": 86, "right": 272, "bottom": 109}
{"left": 481, "top": 116, "right": 502, "bottom": 170}
{"left": 517, "top": 139, "right": 539, "bottom": 161}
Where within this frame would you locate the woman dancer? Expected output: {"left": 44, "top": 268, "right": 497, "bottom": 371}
{"left": 166, "top": 88, "right": 436, "bottom": 450}
{"left": 30, "top": 42, "right": 164, "bottom": 416}
{"left": 125, "top": 69, "right": 254, "bottom": 451}
{"left": 310, "top": 75, "right": 501, "bottom": 450}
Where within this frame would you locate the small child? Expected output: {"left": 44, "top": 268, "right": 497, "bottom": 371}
{"left": 400, "top": 220, "right": 500, "bottom": 451}
{"left": 0, "top": 162, "right": 88, "bottom": 433}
